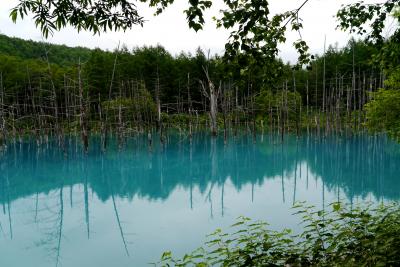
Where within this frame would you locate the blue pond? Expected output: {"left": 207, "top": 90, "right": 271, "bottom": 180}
{"left": 0, "top": 133, "right": 399, "bottom": 266}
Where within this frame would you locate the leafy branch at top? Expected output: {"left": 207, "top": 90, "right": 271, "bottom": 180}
{"left": 9, "top": 0, "right": 312, "bottom": 67}
{"left": 337, "top": 0, "right": 400, "bottom": 44}
{"left": 215, "top": 0, "right": 312, "bottom": 68}
{"left": 10, "top": 0, "right": 145, "bottom": 38}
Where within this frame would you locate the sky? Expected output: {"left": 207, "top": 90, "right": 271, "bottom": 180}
{"left": 0, "top": 0, "right": 389, "bottom": 63}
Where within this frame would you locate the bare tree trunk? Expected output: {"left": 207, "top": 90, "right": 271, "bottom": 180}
{"left": 234, "top": 86, "right": 239, "bottom": 136}
{"left": 11, "top": 105, "right": 16, "bottom": 144}
{"left": 249, "top": 83, "right": 256, "bottom": 143}
{"left": 293, "top": 71, "right": 299, "bottom": 137}
{"left": 323, "top": 35, "right": 326, "bottom": 114}
{"left": 187, "top": 73, "right": 192, "bottom": 141}
{"left": 78, "top": 59, "right": 88, "bottom": 152}
{"left": 352, "top": 42, "right": 356, "bottom": 132}
{"left": 0, "top": 72, "right": 6, "bottom": 147}
{"left": 222, "top": 82, "right": 228, "bottom": 144}
{"left": 118, "top": 82, "right": 123, "bottom": 150}
{"left": 306, "top": 79, "right": 309, "bottom": 135}
{"left": 285, "top": 81, "right": 289, "bottom": 134}
{"left": 28, "top": 68, "right": 39, "bottom": 143}
{"left": 210, "top": 83, "right": 218, "bottom": 136}
{"left": 315, "top": 62, "right": 318, "bottom": 110}
{"left": 201, "top": 66, "right": 219, "bottom": 137}
{"left": 269, "top": 92, "right": 273, "bottom": 134}
{"left": 280, "top": 84, "right": 285, "bottom": 143}
{"left": 155, "top": 67, "right": 162, "bottom": 131}
{"left": 109, "top": 42, "right": 120, "bottom": 99}
{"left": 98, "top": 94, "right": 106, "bottom": 152}
{"left": 38, "top": 78, "right": 45, "bottom": 144}
{"left": 43, "top": 46, "right": 62, "bottom": 146}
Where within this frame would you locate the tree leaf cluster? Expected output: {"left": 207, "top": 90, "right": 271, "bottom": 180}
{"left": 11, "top": 0, "right": 144, "bottom": 37}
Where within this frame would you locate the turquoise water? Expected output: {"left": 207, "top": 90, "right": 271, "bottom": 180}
{"left": 0, "top": 133, "right": 399, "bottom": 266}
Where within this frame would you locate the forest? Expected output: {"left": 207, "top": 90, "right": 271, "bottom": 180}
{"left": 0, "top": 31, "right": 398, "bottom": 152}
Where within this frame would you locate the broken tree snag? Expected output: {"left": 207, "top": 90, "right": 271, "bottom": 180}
{"left": 78, "top": 59, "right": 89, "bottom": 152}
{"left": 155, "top": 66, "right": 162, "bottom": 131}
{"left": 200, "top": 66, "right": 220, "bottom": 137}
{"left": 117, "top": 81, "right": 124, "bottom": 150}
{"left": 98, "top": 93, "right": 107, "bottom": 152}
{"left": 249, "top": 82, "right": 256, "bottom": 143}
{"left": 0, "top": 72, "right": 6, "bottom": 147}
{"left": 221, "top": 82, "right": 228, "bottom": 144}
{"left": 187, "top": 73, "right": 192, "bottom": 141}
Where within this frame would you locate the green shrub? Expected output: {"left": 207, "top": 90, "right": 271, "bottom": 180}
{"left": 158, "top": 202, "right": 400, "bottom": 266}
{"left": 365, "top": 89, "right": 400, "bottom": 139}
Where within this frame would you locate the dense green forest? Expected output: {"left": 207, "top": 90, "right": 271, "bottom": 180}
{"left": 0, "top": 34, "right": 92, "bottom": 66}
{"left": 0, "top": 31, "right": 398, "bottom": 150}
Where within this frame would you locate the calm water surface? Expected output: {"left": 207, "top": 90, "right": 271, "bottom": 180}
{"left": 0, "top": 133, "right": 399, "bottom": 266}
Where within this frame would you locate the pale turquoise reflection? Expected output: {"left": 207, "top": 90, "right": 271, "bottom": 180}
{"left": 0, "top": 133, "right": 399, "bottom": 267}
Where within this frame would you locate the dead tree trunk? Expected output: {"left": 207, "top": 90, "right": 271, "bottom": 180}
{"left": 155, "top": 67, "right": 162, "bottom": 131}
{"left": 293, "top": 71, "right": 299, "bottom": 137}
{"left": 200, "top": 66, "right": 219, "bottom": 137}
{"left": 0, "top": 72, "right": 6, "bottom": 147}
{"left": 323, "top": 36, "right": 327, "bottom": 114}
{"left": 306, "top": 79, "right": 309, "bottom": 135}
{"left": 187, "top": 73, "right": 192, "bottom": 141}
{"left": 249, "top": 83, "right": 256, "bottom": 143}
{"left": 222, "top": 82, "right": 228, "bottom": 144}
{"left": 43, "top": 46, "right": 62, "bottom": 146}
{"left": 117, "top": 82, "right": 124, "bottom": 150}
{"left": 98, "top": 94, "right": 106, "bottom": 152}
{"left": 234, "top": 86, "right": 239, "bottom": 136}
{"left": 102, "top": 42, "right": 120, "bottom": 149}
{"left": 78, "top": 59, "right": 88, "bottom": 152}
{"left": 28, "top": 68, "right": 39, "bottom": 142}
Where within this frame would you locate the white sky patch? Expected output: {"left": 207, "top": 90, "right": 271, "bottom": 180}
{"left": 0, "top": 0, "right": 390, "bottom": 63}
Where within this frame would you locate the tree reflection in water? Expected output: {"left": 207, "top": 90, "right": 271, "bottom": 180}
{"left": 0, "top": 132, "right": 399, "bottom": 266}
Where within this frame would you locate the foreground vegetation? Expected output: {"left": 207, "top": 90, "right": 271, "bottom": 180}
{"left": 158, "top": 202, "right": 400, "bottom": 266}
